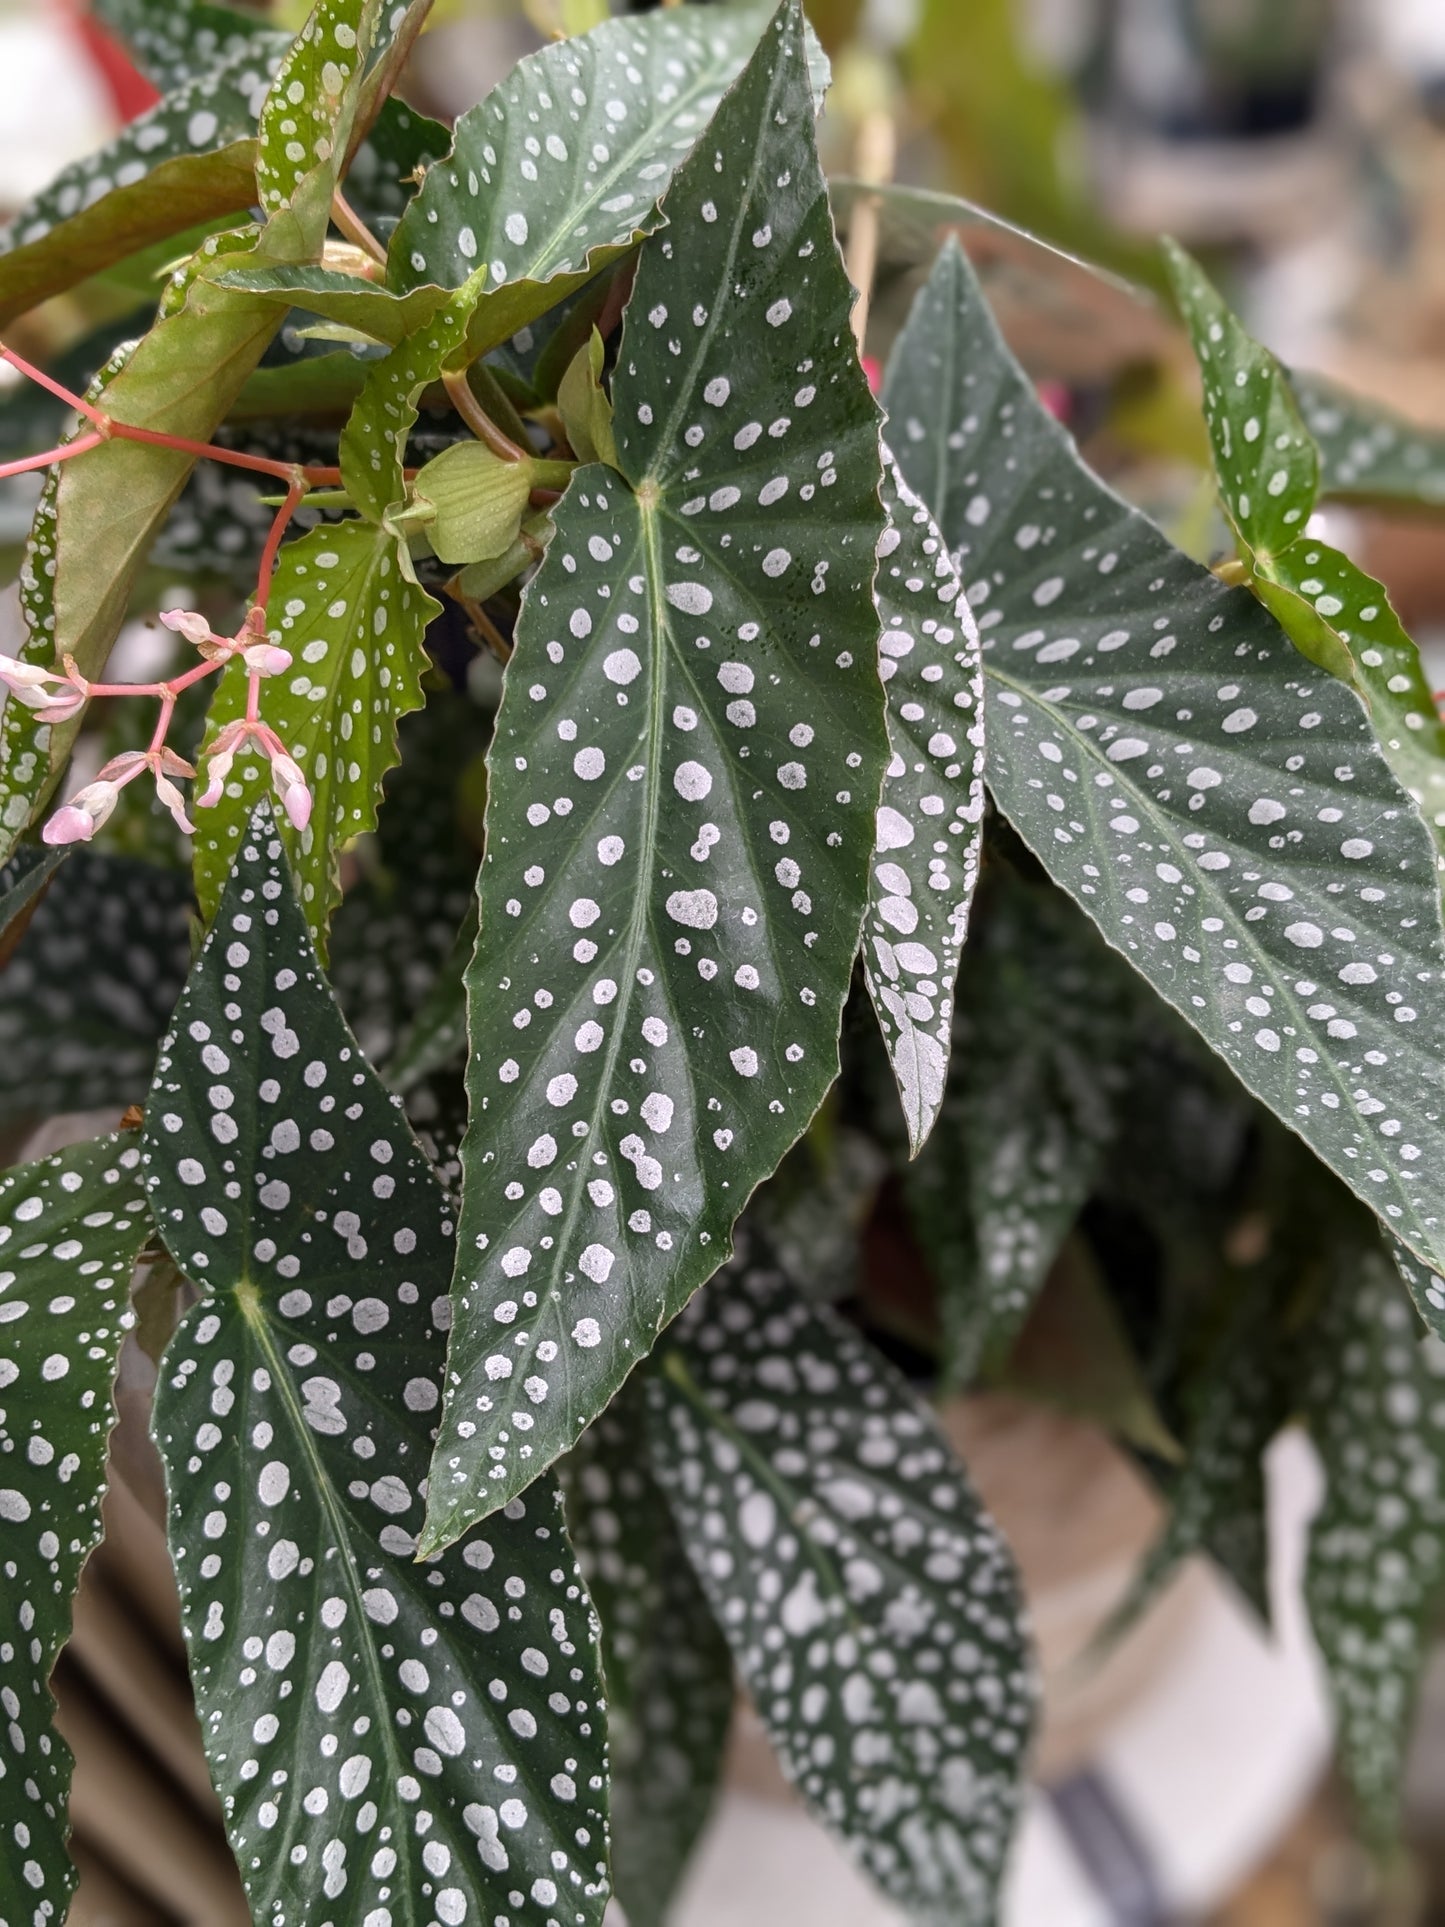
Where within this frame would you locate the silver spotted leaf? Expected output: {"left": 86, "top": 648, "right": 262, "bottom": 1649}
{"left": 425, "top": 0, "right": 886, "bottom": 1547}
{"left": 883, "top": 237, "right": 1445, "bottom": 1282}
{"left": 1303, "top": 1221, "right": 1445, "bottom": 1841}
{"left": 1165, "top": 244, "right": 1445, "bottom": 859}
{"left": 192, "top": 520, "right": 439, "bottom": 954}
{"left": 92, "top": 0, "right": 276, "bottom": 92}
{"left": 0, "top": 850, "right": 191, "bottom": 1129}
{"left": 143, "top": 813, "right": 610, "bottom": 1927}
{"left": 643, "top": 1244, "right": 1035, "bottom": 1926}
{"left": 254, "top": 0, "right": 383, "bottom": 260}
{"left": 564, "top": 1392, "right": 733, "bottom": 1927}
{"left": 905, "top": 874, "right": 1138, "bottom": 1386}
{"left": 387, "top": 3, "right": 792, "bottom": 343}
{"left": 0, "top": 41, "right": 274, "bottom": 332}
{"left": 0, "top": 1135, "right": 151, "bottom": 1927}
{"left": 867, "top": 455, "right": 985, "bottom": 1154}
{"left": 1290, "top": 368, "right": 1445, "bottom": 513}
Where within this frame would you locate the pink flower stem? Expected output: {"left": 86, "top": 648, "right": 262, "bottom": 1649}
{"left": 253, "top": 474, "right": 306, "bottom": 618}
{"left": 148, "top": 692, "right": 175, "bottom": 755}
{"left": 0, "top": 432, "right": 108, "bottom": 480}
{"left": 245, "top": 671, "right": 262, "bottom": 725}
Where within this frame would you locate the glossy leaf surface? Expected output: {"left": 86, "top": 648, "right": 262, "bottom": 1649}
{"left": 427, "top": 0, "right": 886, "bottom": 1545}
{"left": 0, "top": 1136, "right": 151, "bottom": 1927}
{"left": 144, "top": 813, "right": 610, "bottom": 1927}
{"left": 193, "top": 520, "right": 439, "bottom": 951}
{"left": 565, "top": 1393, "right": 733, "bottom": 1927}
{"left": 92, "top": 0, "right": 275, "bottom": 91}
{"left": 884, "top": 238, "right": 1445, "bottom": 1280}
{"left": 866, "top": 457, "right": 984, "bottom": 1153}
{"left": 645, "top": 1244, "right": 1035, "bottom": 1926}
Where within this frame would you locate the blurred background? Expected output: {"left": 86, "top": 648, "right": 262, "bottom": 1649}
{"left": 6, "top": 0, "right": 1445, "bottom": 1922}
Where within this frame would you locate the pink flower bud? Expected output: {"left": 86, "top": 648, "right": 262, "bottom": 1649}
{"left": 241, "top": 641, "right": 293, "bottom": 678}
{"left": 195, "top": 745, "right": 235, "bottom": 810}
{"left": 0, "top": 655, "right": 84, "bottom": 717}
{"left": 154, "top": 772, "right": 195, "bottom": 836}
{"left": 159, "top": 608, "right": 216, "bottom": 647}
{"left": 41, "top": 778, "right": 121, "bottom": 845}
{"left": 269, "top": 751, "right": 312, "bottom": 832}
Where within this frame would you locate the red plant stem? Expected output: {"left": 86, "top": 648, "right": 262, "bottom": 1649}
{"left": 0, "top": 344, "right": 108, "bottom": 425}
{"left": 148, "top": 692, "right": 175, "bottom": 754}
{"left": 83, "top": 656, "right": 227, "bottom": 701}
{"left": 254, "top": 474, "right": 306, "bottom": 616}
{"left": 0, "top": 432, "right": 107, "bottom": 480}
{"left": 245, "top": 672, "right": 262, "bottom": 725}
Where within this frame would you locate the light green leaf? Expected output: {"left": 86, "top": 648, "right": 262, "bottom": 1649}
{"left": 644, "top": 1242, "right": 1035, "bottom": 1926}
{"left": 867, "top": 457, "right": 985, "bottom": 1153}
{"left": 884, "top": 237, "right": 1445, "bottom": 1282}
{"left": 425, "top": 0, "right": 885, "bottom": 1547}
{"left": 1291, "top": 368, "right": 1445, "bottom": 512}
{"left": 564, "top": 1392, "right": 733, "bottom": 1927}
{"left": 254, "top": 0, "right": 383, "bottom": 261}
{"left": 91, "top": 0, "right": 277, "bottom": 92}
{"left": 411, "top": 442, "right": 538, "bottom": 566}
{"left": 557, "top": 330, "right": 617, "bottom": 469}
{"left": 0, "top": 851, "right": 191, "bottom": 1128}
{"left": 143, "top": 813, "right": 611, "bottom": 1927}
{"left": 192, "top": 519, "right": 439, "bottom": 951}
{"left": 1165, "top": 243, "right": 1445, "bottom": 858}
{"left": 906, "top": 873, "right": 1137, "bottom": 1385}
{"left": 337, "top": 272, "right": 485, "bottom": 523}
{"left": 0, "top": 1135, "right": 152, "bottom": 1927}
{"left": 212, "top": 264, "right": 456, "bottom": 347}
{"left": 1304, "top": 1220, "right": 1445, "bottom": 1840}
{"left": 0, "top": 39, "right": 274, "bottom": 331}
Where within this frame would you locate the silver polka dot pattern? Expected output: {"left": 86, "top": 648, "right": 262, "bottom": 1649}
{"left": 644, "top": 1244, "right": 1035, "bottom": 1923}
{"left": 866, "top": 456, "right": 985, "bottom": 1153}
{"left": 143, "top": 814, "right": 609, "bottom": 1927}
{"left": 0, "top": 1135, "right": 150, "bottom": 1926}
{"left": 885, "top": 237, "right": 1445, "bottom": 1281}
{"left": 426, "top": 0, "right": 886, "bottom": 1550}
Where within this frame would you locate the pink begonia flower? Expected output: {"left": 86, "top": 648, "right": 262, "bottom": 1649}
{"left": 195, "top": 744, "right": 235, "bottom": 810}
{"left": 0, "top": 655, "right": 86, "bottom": 720}
{"left": 154, "top": 772, "right": 195, "bottom": 835}
{"left": 240, "top": 641, "right": 293, "bottom": 678}
{"left": 42, "top": 778, "right": 123, "bottom": 844}
{"left": 159, "top": 608, "right": 218, "bottom": 647}
{"left": 269, "top": 750, "right": 312, "bottom": 831}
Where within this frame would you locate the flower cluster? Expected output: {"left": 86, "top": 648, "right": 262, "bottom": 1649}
{"left": 0, "top": 605, "right": 312, "bottom": 847}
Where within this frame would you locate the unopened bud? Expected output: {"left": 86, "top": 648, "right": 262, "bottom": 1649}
{"left": 42, "top": 779, "right": 120, "bottom": 845}
{"left": 241, "top": 641, "right": 293, "bottom": 678}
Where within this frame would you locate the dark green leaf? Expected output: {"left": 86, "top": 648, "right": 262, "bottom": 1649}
{"left": 645, "top": 1242, "right": 1035, "bottom": 1925}
{"left": 0, "top": 846, "right": 67, "bottom": 966}
{"left": 0, "top": 1134, "right": 152, "bottom": 1927}
{"left": 867, "top": 457, "right": 984, "bottom": 1153}
{"left": 565, "top": 1392, "right": 733, "bottom": 1927}
{"left": 91, "top": 0, "right": 277, "bottom": 92}
{"left": 387, "top": 2, "right": 802, "bottom": 350}
{"left": 425, "top": 0, "right": 885, "bottom": 1546}
{"left": 884, "top": 237, "right": 1445, "bottom": 1282}
{"left": 143, "top": 811, "right": 610, "bottom": 1926}
{"left": 192, "top": 519, "right": 439, "bottom": 951}
{"left": 1303, "top": 1222, "right": 1445, "bottom": 1840}
{"left": 906, "top": 874, "right": 1137, "bottom": 1384}
{"left": 1291, "top": 369, "right": 1445, "bottom": 512}
{"left": 1164, "top": 243, "right": 1445, "bottom": 858}
{"left": 0, "top": 851, "right": 191, "bottom": 1127}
